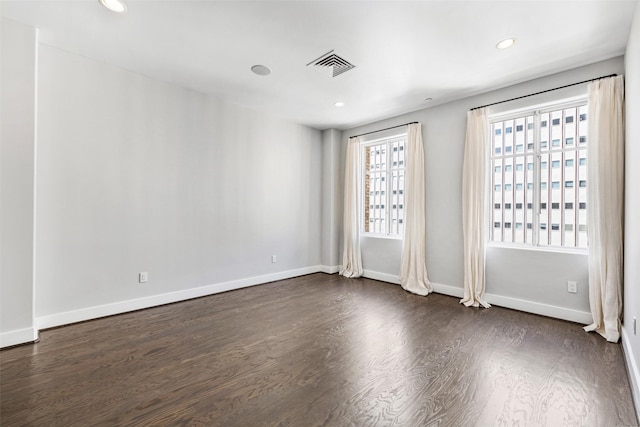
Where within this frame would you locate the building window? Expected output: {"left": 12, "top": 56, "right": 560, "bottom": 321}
{"left": 363, "top": 136, "right": 406, "bottom": 237}
{"left": 490, "top": 100, "right": 588, "bottom": 249}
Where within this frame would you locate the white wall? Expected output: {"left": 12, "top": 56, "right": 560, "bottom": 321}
{"left": 31, "top": 44, "right": 322, "bottom": 328}
{"left": 342, "top": 57, "right": 624, "bottom": 323}
{"left": 623, "top": 0, "right": 640, "bottom": 415}
{"left": 321, "top": 129, "right": 343, "bottom": 271}
{"left": 0, "top": 18, "right": 39, "bottom": 347}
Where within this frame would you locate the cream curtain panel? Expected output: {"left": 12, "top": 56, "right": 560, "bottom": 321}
{"left": 584, "top": 75, "right": 625, "bottom": 342}
{"left": 461, "top": 108, "right": 491, "bottom": 308}
{"left": 340, "top": 137, "right": 363, "bottom": 278}
{"left": 399, "top": 123, "right": 432, "bottom": 296}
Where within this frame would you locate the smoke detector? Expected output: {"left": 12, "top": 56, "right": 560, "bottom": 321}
{"left": 307, "top": 50, "right": 355, "bottom": 78}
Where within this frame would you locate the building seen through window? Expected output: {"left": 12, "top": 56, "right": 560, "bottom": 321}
{"left": 363, "top": 136, "right": 406, "bottom": 237}
{"left": 490, "top": 101, "right": 588, "bottom": 249}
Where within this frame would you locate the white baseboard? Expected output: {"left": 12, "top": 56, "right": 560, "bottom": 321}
{"left": 361, "top": 269, "right": 591, "bottom": 325}
{"left": 431, "top": 282, "right": 464, "bottom": 298}
{"left": 483, "top": 292, "right": 592, "bottom": 324}
{"left": 320, "top": 265, "right": 340, "bottom": 274}
{"left": 0, "top": 326, "right": 38, "bottom": 348}
{"left": 622, "top": 328, "right": 640, "bottom": 422}
{"left": 7, "top": 266, "right": 592, "bottom": 347}
{"left": 363, "top": 269, "right": 400, "bottom": 284}
{"left": 36, "top": 265, "right": 325, "bottom": 330}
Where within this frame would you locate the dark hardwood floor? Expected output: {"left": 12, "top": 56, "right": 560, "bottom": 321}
{"left": 1, "top": 273, "right": 637, "bottom": 426}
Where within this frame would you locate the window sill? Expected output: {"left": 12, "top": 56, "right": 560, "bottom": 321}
{"left": 487, "top": 242, "right": 588, "bottom": 255}
{"left": 361, "top": 233, "right": 403, "bottom": 241}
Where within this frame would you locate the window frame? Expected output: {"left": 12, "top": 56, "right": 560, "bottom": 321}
{"left": 361, "top": 133, "right": 407, "bottom": 239}
{"left": 488, "top": 97, "right": 588, "bottom": 253}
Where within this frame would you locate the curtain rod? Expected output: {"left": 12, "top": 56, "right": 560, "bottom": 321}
{"left": 350, "top": 122, "right": 418, "bottom": 139}
{"left": 470, "top": 74, "right": 617, "bottom": 111}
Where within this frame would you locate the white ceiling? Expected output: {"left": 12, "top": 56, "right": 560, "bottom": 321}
{"left": 1, "top": 0, "right": 637, "bottom": 130}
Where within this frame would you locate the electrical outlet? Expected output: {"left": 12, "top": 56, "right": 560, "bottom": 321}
{"left": 139, "top": 272, "right": 148, "bottom": 283}
{"left": 567, "top": 281, "right": 577, "bottom": 293}
{"left": 271, "top": 255, "right": 277, "bottom": 263}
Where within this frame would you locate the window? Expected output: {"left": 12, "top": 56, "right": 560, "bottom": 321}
{"left": 363, "top": 136, "right": 406, "bottom": 237}
{"left": 490, "top": 100, "right": 588, "bottom": 249}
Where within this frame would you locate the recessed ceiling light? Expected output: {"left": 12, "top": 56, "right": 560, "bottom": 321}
{"left": 99, "top": 0, "right": 127, "bottom": 13}
{"left": 496, "top": 38, "right": 516, "bottom": 49}
{"left": 251, "top": 65, "right": 271, "bottom": 76}
{"left": 334, "top": 102, "right": 345, "bottom": 107}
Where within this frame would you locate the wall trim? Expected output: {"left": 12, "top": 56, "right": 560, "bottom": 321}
{"left": 36, "top": 265, "right": 325, "bottom": 331}
{"left": 0, "top": 327, "right": 38, "bottom": 348}
{"left": 361, "top": 269, "right": 591, "bottom": 324}
{"left": 363, "top": 269, "right": 400, "bottom": 284}
{"left": 320, "top": 265, "right": 340, "bottom": 274}
{"left": 622, "top": 327, "right": 640, "bottom": 423}
{"left": 483, "top": 292, "right": 592, "bottom": 324}
{"left": 12, "top": 266, "right": 592, "bottom": 346}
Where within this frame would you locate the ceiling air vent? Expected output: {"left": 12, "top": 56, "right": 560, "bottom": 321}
{"left": 307, "top": 50, "right": 355, "bottom": 78}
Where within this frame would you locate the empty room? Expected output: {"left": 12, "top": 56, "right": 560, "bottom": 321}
{"left": 2, "top": 0, "right": 640, "bottom": 425}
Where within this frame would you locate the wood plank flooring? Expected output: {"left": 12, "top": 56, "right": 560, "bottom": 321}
{"left": 1, "top": 273, "right": 637, "bottom": 426}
